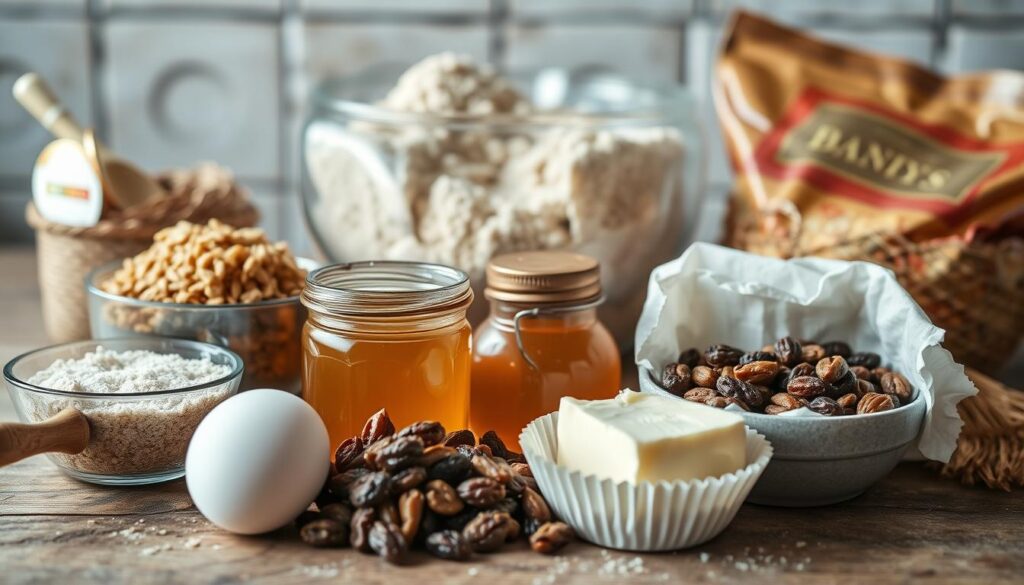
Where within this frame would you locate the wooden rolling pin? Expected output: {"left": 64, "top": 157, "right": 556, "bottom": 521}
{"left": 0, "top": 408, "right": 89, "bottom": 467}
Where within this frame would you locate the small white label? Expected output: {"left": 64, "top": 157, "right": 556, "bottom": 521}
{"left": 32, "top": 139, "right": 103, "bottom": 227}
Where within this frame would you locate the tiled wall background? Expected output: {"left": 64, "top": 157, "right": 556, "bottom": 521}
{"left": 1, "top": 0, "right": 1023, "bottom": 253}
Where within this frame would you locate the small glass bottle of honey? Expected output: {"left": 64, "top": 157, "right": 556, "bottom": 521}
{"left": 301, "top": 261, "right": 473, "bottom": 452}
{"left": 471, "top": 251, "right": 621, "bottom": 447}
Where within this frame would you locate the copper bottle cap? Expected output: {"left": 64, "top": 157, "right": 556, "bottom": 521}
{"left": 485, "top": 250, "right": 601, "bottom": 304}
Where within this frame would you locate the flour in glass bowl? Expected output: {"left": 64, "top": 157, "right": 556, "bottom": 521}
{"left": 22, "top": 346, "right": 234, "bottom": 477}
{"left": 28, "top": 346, "right": 231, "bottom": 393}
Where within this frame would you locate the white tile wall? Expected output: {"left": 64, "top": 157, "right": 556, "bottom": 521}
{"left": 812, "top": 27, "right": 934, "bottom": 66}
{"left": 505, "top": 24, "right": 683, "bottom": 83}
{"left": 944, "top": 25, "right": 1024, "bottom": 72}
{"left": 685, "top": 19, "right": 729, "bottom": 186}
{"left": 0, "top": 1, "right": 1021, "bottom": 250}
{"left": 712, "top": 0, "right": 937, "bottom": 18}
{"left": 104, "top": 20, "right": 281, "bottom": 180}
{"left": 0, "top": 0, "right": 85, "bottom": 12}
{"left": 509, "top": 0, "right": 692, "bottom": 20}
{"left": 0, "top": 190, "right": 33, "bottom": 242}
{"left": 280, "top": 10, "right": 306, "bottom": 220}
{"left": 692, "top": 183, "right": 731, "bottom": 244}
{"left": 280, "top": 188, "right": 314, "bottom": 258}
{"left": 0, "top": 19, "right": 92, "bottom": 178}
{"left": 246, "top": 181, "right": 315, "bottom": 258}
{"left": 247, "top": 184, "right": 285, "bottom": 240}
{"left": 100, "top": 0, "right": 281, "bottom": 11}
{"left": 302, "top": 0, "right": 489, "bottom": 15}
{"left": 239, "top": 183, "right": 311, "bottom": 259}
{"left": 952, "top": 0, "right": 1024, "bottom": 17}
{"left": 303, "top": 22, "right": 489, "bottom": 84}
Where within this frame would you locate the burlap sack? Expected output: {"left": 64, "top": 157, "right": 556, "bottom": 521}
{"left": 821, "top": 233, "right": 1024, "bottom": 375}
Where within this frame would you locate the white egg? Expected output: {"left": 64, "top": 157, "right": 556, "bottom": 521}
{"left": 186, "top": 389, "right": 330, "bottom": 535}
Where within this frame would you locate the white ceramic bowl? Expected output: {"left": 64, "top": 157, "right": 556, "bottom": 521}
{"left": 639, "top": 368, "right": 927, "bottom": 506}
{"left": 520, "top": 412, "right": 772, "bottom": 551}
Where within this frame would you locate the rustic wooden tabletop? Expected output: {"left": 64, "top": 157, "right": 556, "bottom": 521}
{"left": 1, "top": 247, "right": 1022, "bottom": 585}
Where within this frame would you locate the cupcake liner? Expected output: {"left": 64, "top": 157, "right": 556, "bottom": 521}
{"left": 520, "top": 412, "right": 773, "bottom": 552}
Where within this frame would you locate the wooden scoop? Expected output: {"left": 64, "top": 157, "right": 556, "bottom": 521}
{"left": 0, "top": 408, "right": 90, "bottom": 467}
{"left": 13, "top": 72, "right": 164, "bottom": 209}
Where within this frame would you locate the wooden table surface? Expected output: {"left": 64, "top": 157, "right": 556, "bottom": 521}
{"left": 1, "top": 246, "right": 1022, "bottom": 585}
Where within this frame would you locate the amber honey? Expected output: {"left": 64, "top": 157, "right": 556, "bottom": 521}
{"left": 472, "top": 311, "right": 620, "bottom": 447}
{"left": 470, "top": 251, "right": 621, "bottom": 448}
{"left": 300, "top": 261, "right": 473, "bottom": 452}
{"left": 304, "top": 322, "right": 470, "bottom": 448}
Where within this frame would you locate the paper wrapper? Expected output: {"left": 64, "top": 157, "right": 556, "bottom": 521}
{"left": 634, "top": 243, "right": 977, "bottom": 462}
{"left": 520, "top": 412, "right": 772, "bottom": 552}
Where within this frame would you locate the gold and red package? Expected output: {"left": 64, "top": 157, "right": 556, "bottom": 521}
{"left": 716, "top": 11, "right": 1024, "bottom": 373}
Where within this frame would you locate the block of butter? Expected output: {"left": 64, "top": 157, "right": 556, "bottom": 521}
{"left": 556, "top": 390, "right": 747, "bottom": 483}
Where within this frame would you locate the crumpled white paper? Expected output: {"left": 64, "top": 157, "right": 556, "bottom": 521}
{"left": 634, "top": 243, "right": 977, "bottom": 462}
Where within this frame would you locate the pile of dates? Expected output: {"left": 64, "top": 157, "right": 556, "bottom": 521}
{"left": 660, "top": 337, "right": 914, "bottom": 416}
{"left": 294, "top": 409, "right": 573, "bottom": 564}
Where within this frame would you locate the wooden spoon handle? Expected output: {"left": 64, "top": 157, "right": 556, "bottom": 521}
{"left": 0, "top": 408, "right": 90, "bottom": 467}
{"left": 12, "top": 72, "right": 85, "bottom": 142}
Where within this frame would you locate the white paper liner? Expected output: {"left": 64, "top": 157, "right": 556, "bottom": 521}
{"left": 633, "top": 243, "right": 977, "bottom": 462}
{"left": 520, "top": 412, "right": 773, "bottom": 552}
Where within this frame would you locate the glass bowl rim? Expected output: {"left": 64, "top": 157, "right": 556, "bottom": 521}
{"left": 310, "top": 68, "right": 699, "bottom": 129}
{"left": 3, "top": 337, "right": 244, "bottom": 399}
{"left": 85, "top": 257, "right": 319, "bottom": 310}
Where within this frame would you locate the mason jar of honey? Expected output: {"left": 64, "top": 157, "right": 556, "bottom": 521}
{"left": 301, "top": 261, "right": 473, "bottom": 451}
{"left": 471, "top": 251, "right": 621, "bottom": 447}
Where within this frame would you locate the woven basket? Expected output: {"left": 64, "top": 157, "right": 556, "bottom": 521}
{"left": 25, "top": 164, "right": 258, "bottom": 343}
{"left": 820, "top": 233, "right": 1024, "bottom": 375}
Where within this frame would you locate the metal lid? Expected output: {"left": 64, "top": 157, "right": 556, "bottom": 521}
{"left": 485, "top": 251, "right": 602, "bottom": 304}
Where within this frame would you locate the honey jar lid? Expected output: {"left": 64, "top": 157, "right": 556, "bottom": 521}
{"left": 485, "top": 250, "right": 601, "bottom": 304}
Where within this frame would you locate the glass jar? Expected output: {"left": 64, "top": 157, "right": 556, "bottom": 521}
{"left": 471, "top": 251, "right": 621, "bottom": 447}
{"left": 301, "top": 261, "right": 473, "bottom": 450}
{"left": 300, "top": 64, "right": 706, "bottom": 349}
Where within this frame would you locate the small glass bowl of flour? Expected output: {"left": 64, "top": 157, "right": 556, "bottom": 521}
{"left": 3, "top": 337, "right": 242, "bottom": 485}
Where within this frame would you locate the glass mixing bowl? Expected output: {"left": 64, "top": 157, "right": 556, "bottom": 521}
{"left": 4, "top": 337, "right": 242, "bottom": 485}
{"left": 300, "top": 65, "right": 706, "bottom": 347}
{"left": 86, "top": 259, "right": 317, "bottom": 393}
